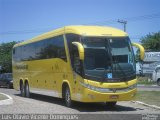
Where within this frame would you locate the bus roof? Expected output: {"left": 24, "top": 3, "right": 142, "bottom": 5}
{"left": 13, "top": 25, "right": 128, "bottom": 48}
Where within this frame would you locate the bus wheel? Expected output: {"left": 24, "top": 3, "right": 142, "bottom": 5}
{"left": 7, "top": 84, "right": 10, "bottom": 89}
{"left": 157, "top": 79, "right": 160, "bottom": 86}
{"left": 20, "top": 82, "right": 25, "bottom": 97}
{"left": 106, "top": 102, "right": 117, "bottom": 108}
{"left": 64, "top": 86, "right": 72, "bottom": 107}
{"left": 25, "top": 82, "right": 30, "bottom": 98}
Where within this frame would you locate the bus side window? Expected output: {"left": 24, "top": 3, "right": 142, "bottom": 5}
{"left": 13, "top": 48, "right": 15, "bottom": 54}
{"left": 66, "top": 33, "right": 84, "bottom": 76}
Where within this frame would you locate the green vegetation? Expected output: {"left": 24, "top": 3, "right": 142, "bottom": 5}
{"left": 136, "top": 91, "right": 160, "bottom": 107}
{"left": 137, "top": 76, "right": 155, "bottom": 85}
{"left": 136, "top": 31, "right": 160, "bottom": 62}
{"left": 0, "top": 93, "right": 9, "bottom": 100}
{"left": 140, "top": 32, "right": 160, "bottom": 51}
{"left": 0, "top": 41, "right": 16, "bottom": 73}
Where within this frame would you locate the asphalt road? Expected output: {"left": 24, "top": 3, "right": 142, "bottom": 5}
{"left": 0, "top": 88, "right": 160, "bottom": 120}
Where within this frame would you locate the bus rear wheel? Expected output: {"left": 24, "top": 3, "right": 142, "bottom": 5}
{"left": 106, "top": 102, "right": 117, "bottom": 108}
{"left": 20, "top": 82, "right": 25, "bottom": 97}
{"left": 7, "top": 84, "right": 11, "bottom": 89}
{"left": 25, "top": 82, "right": 30, "bottom": 98}
{"left": 64, "top": 86, "right": 73, "bottom": 107}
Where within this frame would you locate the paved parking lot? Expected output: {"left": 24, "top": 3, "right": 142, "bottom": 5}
{"left": 0, "top": 88, "right": 160, "bottom": 120}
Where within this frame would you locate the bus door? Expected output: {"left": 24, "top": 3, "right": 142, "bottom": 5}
{"left": 71, "top": 45, "right": 84, "bottom": 97}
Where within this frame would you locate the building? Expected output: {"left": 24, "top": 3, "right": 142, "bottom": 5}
{"left": 142, "top": 52, "right": 160, "bottom": 75}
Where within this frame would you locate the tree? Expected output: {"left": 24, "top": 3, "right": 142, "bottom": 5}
{"left": 0, "top": 41, "right": 17, "bottom": 73}
{"left": 140, "top": 32, "right": 160, "bottom": 51}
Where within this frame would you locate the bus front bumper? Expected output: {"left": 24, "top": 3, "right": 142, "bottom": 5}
{"left": 78, "top": 88, "right": 137, "bottom": 102}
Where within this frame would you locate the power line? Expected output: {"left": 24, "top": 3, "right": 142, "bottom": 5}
{"left": 117, "top": 20, "right": 127, "bottom": 32}
{"left": 0, "top": 30, "right": 45, "bottom": 35}
{"left": 84, "top": 19, "right": 117, "bottom": 25}
{"left": 85, "top": 12, "right": 160, "bottom": 26}
{"left": 0, "top": 12, "right": 160, "bottom": 35}
{"left": 124, "top": 12, "right": 160, "bottom": 22}
{"left": 0, "top": 27, "right": 54, "bottom": 35}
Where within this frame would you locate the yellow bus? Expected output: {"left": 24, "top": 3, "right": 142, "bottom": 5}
{"left": 12, "top": 25, "right": 144, "bottom": 107}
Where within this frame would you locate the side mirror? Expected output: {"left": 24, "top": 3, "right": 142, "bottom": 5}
{"left": 131, "top": 42, "right": 145, "bottom": 61}
{"left": 72, "top": 42, "right": 84, "bottom": 60}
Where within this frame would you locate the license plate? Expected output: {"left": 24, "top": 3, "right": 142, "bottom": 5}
{"left": 110, "top": 95, "right": 119, "bottom": 99}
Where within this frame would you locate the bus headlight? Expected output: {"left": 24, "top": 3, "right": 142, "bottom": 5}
{"left": 128, "top": 83, "right": 137, "bottom": 90}
{"left": 80, "top": 82, "right": 137, "bottom": 93}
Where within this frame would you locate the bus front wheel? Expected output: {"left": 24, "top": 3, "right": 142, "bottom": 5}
{"left": 25, "top": 82, "right": 30, "bottom": 98}
{"left": 64, "top": 86, "right": 73, "bottom": 107}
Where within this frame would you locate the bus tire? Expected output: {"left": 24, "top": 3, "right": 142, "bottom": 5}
{"left": 106, "top": 102, "right": 117, "bottom": 108}
{"left": 7, "top": 84, "right": 11, "bottom": 89}
{"left": 20, "top": 81, "right": 25, "bottom": 97}
{"left": 25, "top": 81, "right": 30, "bottom": 98}
{"left": 157, "top": 79, "right": 160, "bottom": 86}
{"left": 64, "top": 85, "right": 73, "bottom": 107}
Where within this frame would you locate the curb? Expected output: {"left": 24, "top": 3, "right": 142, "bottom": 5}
{"left": 132, "top": 101, "right": 160, "bottom": 110}
{"left": 0, "top": 93, "right": 13, "bottom": 105}
{"left": 137, "top": 84, "right": 157, "bottom": 87}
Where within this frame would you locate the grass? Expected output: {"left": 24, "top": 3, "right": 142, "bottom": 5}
{"left": 0, "top": 93, "right": 9, "bottom": 100}
{"left": 136, "top": 91, "right": 160, "bottom": 107}
{"left": 137, "top": 76, "right": 156, "bottom": 85}
{"left": 137, "top": 80, "right": 155, "bottom": 85}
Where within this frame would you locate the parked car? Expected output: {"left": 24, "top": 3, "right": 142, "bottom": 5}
{"left": 152, "top": 65, "right": 160, "bottom": 86}
{"left": 0, "top": 73, "right": 13, "bottom": 89}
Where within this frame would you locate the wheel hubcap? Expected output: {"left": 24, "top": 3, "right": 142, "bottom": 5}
{"left": 66, "top": 89, "right": 70, "bottom": 103}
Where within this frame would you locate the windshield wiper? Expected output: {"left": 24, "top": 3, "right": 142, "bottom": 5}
{"left": 94, "top": 68, "right": 105, "bottom": 70}
{"left": 94, "top": 68, "right": 107, "bottom": 82}
{"left": 112, "top": 57, "right": 127, "bottom": 81}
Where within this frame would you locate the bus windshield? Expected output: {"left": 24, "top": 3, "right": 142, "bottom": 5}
{"left": 82, "top": 37, "right": 136, "bottom": 82}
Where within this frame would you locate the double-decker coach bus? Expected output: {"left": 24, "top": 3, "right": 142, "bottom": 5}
{"left": 12, "top": 26, "right": 144, "bottom": 107}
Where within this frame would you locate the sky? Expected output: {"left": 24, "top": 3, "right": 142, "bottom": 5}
{"left": 0, "top": 0, "right": 160, "bottom": 43}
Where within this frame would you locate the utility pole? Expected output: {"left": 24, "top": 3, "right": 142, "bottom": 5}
{"left": 117, "top": 19, "right": 127, "bottom": 32}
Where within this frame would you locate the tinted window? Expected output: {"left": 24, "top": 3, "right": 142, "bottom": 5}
{"left": 22, "top": 43, "right": 36, "bottom": 61}
{"left": 13, "top": 47, "right": 22, "bottom": 61}
{"left": 66, "top": 34, "right": 80, "bottom": 66}
{"left": 66, "top": 34, "right": 82, "bottom": 73}
{"left": 45, "top": 36, "right": 67, "bottom": 61}
{"left": 35, "top": 40, "right": 48, "bottom": 59}
{"left": 13, "top": 35, "right": 67, "bottom": 62}
{"left": 13, "top": 48, "right": 15, "bottom": 54}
